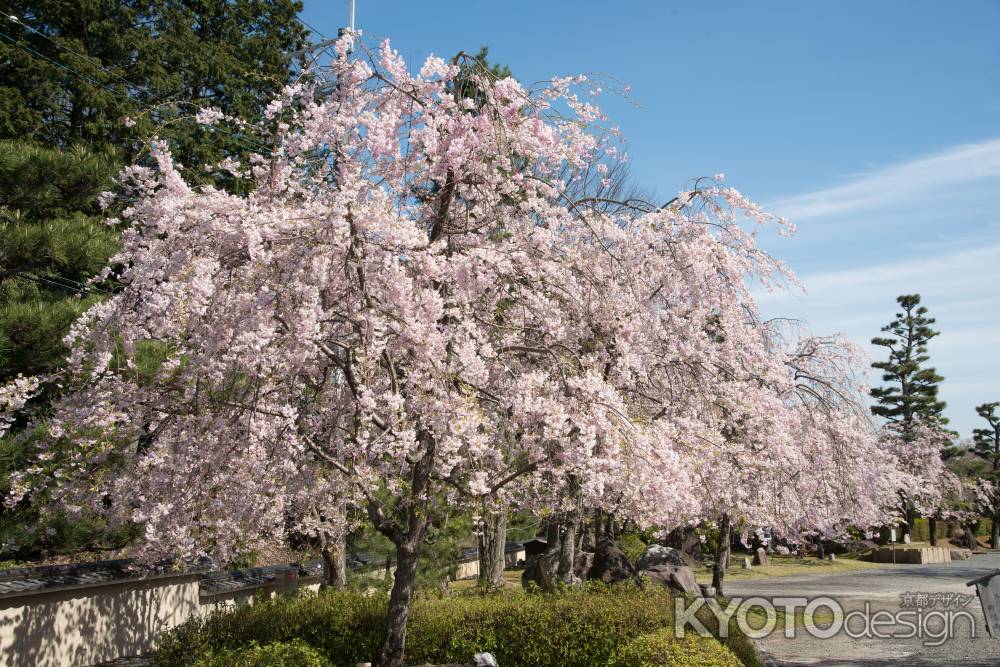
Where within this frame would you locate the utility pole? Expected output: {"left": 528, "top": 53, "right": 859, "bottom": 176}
{"left": 285, "top": 1, "right": 357, "bottom": 62}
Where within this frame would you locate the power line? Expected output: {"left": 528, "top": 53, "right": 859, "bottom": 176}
{"left": 5, "top": 12, "right": 145, "bottom": 94}
{"left": 15, "top": 273, "right": 113, "bottom": 297}
{"left": 0, "top": 27, "right": 273, "bottom": 157}
{"left": 0, "top": 27, "right": 129, "bottom": 101}
{"left": 5, "top": 7, "right": 283, "bottom": 100}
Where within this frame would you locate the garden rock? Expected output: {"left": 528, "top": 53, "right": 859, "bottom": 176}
{"left": 573, "top": 551, "right": 595, "bottom": 579}
{"left": 774, "top": 545, "right": 790, "bottom": 555}
{"left": 663, "top": 526, "right": 704, "bottom": 564}
{"left": 753, "top": 547, "right": 768, "bottom": 566}
{"left": 414, "top": 656, "right": 497, "bottom": 667}
{"left": 588, "top": 539, "right": 635, "bottom": 583}
{"left": 639, "top": 563, "right": 700, "bottom": 596}
{"left": 473, "top": 653, "right": 499, "bottom": 667}
{"left": 846, "top": 539, "right": 878, "bottom": 554}
{"left": 951, "top": 548, "right": 972, "bottom": 561}
{"left": 827, "top": 539, "right": 877, "bottom": 555}
{"left": 635, "top": 544, "right": 686, "bottom": 570}
{"left": 521, "top": 551, "right": 559, "bottom": 591}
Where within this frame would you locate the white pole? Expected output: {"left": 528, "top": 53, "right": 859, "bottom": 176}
{"left": 349, "top": 0, "right": 356, "bottom": 32}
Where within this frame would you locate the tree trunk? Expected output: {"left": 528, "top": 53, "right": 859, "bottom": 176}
{"left": 929, "top": 516, "right": 938, "bottom": 547}
{"left": 377, "top": 542, "right": 421, "bottom": 667}
{"left": 321, "top": 534, "right": 348, "bottom": 590}
{"left": 593, "top": 509, "right": 604, "bottom": 545}
{"left": 477, "top": 504, "right": 508, "bottom": 591}
{"left": 577, "top": 518, "right": 589, "bottom": 553}
{"left": 557, "top": 511, "right": 579, "bottom": 583}
{"left": 992, "top": 511, "right": 1000, "bottom": 550}
{"left": 815, "top": 538, "right": 825, "bottom": 560}
{"left": 903, "top": 504, "right": 915, "bottom": 539}
{"left": 965, "top": 521, "right": 978, "bottom": 550}
{"left": 372, "top": 432, "right": 435, "bottom": 667}
{"left": 711, "top": 513, "right": 731, "bottom": 596}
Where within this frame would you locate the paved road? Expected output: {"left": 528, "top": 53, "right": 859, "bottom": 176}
{"left": 725, "top": 553, "right": 1000, "bottom": 666}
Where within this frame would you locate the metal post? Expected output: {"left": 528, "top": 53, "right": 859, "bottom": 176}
{"left": 968, "top": 570, "right": 1000, "bottom": 637}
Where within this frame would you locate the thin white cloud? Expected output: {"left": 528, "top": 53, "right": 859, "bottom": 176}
{"left": 803, "top": 242, "right": 1000, "bottom": 294}
{"left": 768, "top": 138, "right": 1000, "bottom": 221}
{"left": 757, "top": 242, "right": 1000, "bottom": 437}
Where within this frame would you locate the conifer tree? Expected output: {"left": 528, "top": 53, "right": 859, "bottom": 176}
{"left": 0, "top": 0, "right": 307, "bottom": 561}
{"left": 972, "top": 402, "right": 1000, "bottom": 547}
{"left": 0, "top": 141, "right": 118, "bottom": 382}
{"left": 871, "top": 294, "right": 949, "bottom": 538}
{"left": 871, "top": 294, "right": 947, "bottom": 428}
{"left": 0, "top": 0, "right": 307, "bottom": 165}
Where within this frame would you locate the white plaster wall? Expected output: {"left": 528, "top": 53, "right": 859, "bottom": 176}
{"left": 0, "top": 574, "right": 203, "bottom": 667}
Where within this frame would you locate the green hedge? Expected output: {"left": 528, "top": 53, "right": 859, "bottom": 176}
{"left": 193, "top": 640, "right": 332, "bottom": 666}
{"left": 611, "top": 630, "right": 742, "bottom": 667}
{"left": 913, "top": 518, "right": 992, "bottom": 541}
{"left": 152, "top": 584, "right": 761, "bottom": 667}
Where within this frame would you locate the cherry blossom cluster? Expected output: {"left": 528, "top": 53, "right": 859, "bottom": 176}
{"left": 0, "top": 375, "right": 41, "bottom": 439}
{"left": 7, "top": 36, "right": 905, "bottom": 562}
{"left": 879, "top": 418, "right": 960, "bottom": 518}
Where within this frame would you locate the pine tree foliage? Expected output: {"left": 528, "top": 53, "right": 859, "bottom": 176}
{"left": 0, "top": 0, "right": 307, "bottom": 165}
{"left": 0, "top": 0, "right": 308, "bottom": 562}
{"left": 870, "top": 294, "right": 947, "bottom": 431}
{"left": 0, "top": 141, "right": 119, "bottom": 381}
{"left": 973, "top": 402, "right": 1000, "bottom": 474}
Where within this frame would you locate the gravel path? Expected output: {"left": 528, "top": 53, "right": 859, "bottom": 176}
{"left": 725, "top": 552, "right": 1000, "bottom": 666}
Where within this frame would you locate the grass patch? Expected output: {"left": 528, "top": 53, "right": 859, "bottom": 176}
{"left": 696, "top": 554, "right": 885, "bottom": 584}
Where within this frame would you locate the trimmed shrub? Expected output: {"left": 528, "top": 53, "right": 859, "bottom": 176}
{"left": 193, "top": 640, "right": 332, "bottom": 666}
{"left": 611, "top": 630, "right": 743, "bottom": 667}
{"left": 152, "top": 591, "right": 385, "bottom": 667}
{"left": 152, "top": 584, "right": 761, "bottom": 667}
{"left": 618, "top": 533, "right": 648, "bottom": 564}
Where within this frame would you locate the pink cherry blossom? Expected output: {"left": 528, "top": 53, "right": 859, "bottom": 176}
{"left": 7, "top": 39, "right": 913, "bottom": 666}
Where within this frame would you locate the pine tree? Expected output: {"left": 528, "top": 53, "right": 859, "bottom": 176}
{"left": 0, "top": 0, "right": 307, "bottom": 561}
{"left": 0, "top": 140, "right": 126, "bottom": 560}
{"left": 871, "top": 294, "right": 947, "bottom": 429}
{"left": 0, "top": 0, "right": 307, "bottom": 166}
{"left": 973, "top": 403, "right": 1000, "bottom": 471}
{"left": 972, "top": 402, "right": 1000, "bottom": 547}
{"left": 871, "top": 294, "right": 949, "bottom": 539}
{"left": 0, "top": 141, "right": 119, "bottom": 381}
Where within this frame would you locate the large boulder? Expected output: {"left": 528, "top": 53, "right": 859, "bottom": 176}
{"left": 950, "top": 548, "right": 972, "bottom": 561}
{"left": 588, "top": 539, "right": 635, "bottom": 583}
{"left": 639, "top": 563, "right": 700, "bottom": 596}
{"left": 850, "top": 540, "right": 878, "bottom": 554}
{"left": 824, "top": 538, "right": 877, "bottom": 555}
{"left": 573, "top": 551, "right": 595, "bottom": 579}
{"left": 753, "top": 547, "right": 768, "bottom": 566}
{"left": 521, "top": 551, "right": 559, "bottom": 591}
{"left": 662, "top": 526, "right": 704, "bottom": 564}
{"left": 635, "top": 544, "right": 687, "bottom": 570}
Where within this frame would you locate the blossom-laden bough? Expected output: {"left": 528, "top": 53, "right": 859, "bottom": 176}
{"left": 5, "top": 34, "right": 907, "bottom": 666}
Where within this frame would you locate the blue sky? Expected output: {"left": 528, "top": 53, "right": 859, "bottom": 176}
{"left": 301, "top": 1, "right": 1000, "bottom": 437}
